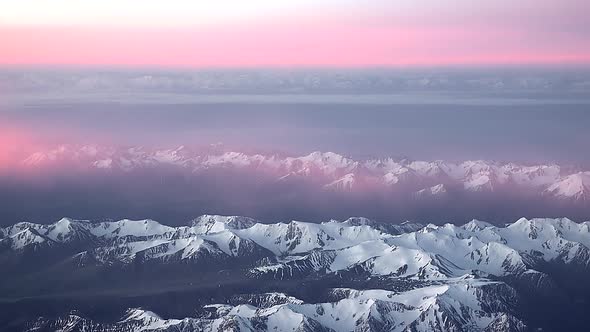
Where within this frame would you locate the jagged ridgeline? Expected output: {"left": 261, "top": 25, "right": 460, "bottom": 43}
{"left": 20, "top": 146, "right": 590, "bottom": 201}
{"left": 2, "top": 216, "right": 590, "bottom": 331}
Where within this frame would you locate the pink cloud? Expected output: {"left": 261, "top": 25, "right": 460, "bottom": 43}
{"left": 1, "top": 18, "right": 589, "bottom": 67}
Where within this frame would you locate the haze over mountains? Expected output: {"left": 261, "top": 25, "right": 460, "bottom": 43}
{"left": 2, "top": 144, "right": 588, "bottom": 225}
{"left": 19, "top": 144, "right": 590, "bottom": 200}
{"left": 3, "top": 68, "right": 590, "bottom": 165}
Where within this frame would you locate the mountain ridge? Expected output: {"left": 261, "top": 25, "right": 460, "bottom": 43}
{"left": 17, "top": 145, "right": 590, "bottom": 203}
{"left": 3, "top": 215, "right": 590, "bottom": 331}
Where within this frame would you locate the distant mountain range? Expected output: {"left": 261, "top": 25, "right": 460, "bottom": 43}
{"left": 21, "top": 145, "right": 590, "bottom": 202}
{"left": 2, "top": 215, "right": 590, "bottom": 331}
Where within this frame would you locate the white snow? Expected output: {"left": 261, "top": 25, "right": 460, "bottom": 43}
{"left": 4, "top": 216, "right": 590, "bottom": 282}
{"left": 18, "top": 145, "right": 590, "bottom": 202}
{"left": 545, "top": 172, "right": 590, "bottom": 200}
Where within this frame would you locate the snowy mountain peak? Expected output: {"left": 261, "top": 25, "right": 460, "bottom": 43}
{"left": 8, "top": 215, "right": 590, "bottom": 331}
{"left": 415, "top": 183, "right": 448, "bottom": 197}
{"left": 462, "top": 219, "right": 495, "bottom": 232}
{"left": 545, "top": 171, "right": 590, "bottom": 201}
{"left": 190, "top": 215, "right": 258, "bottom": 233}
{"left": 18, "top": 145, "right": 590, "bottom": 204}
{"left": 4, "top": 215, "right": 590, "bottom": 282}
{"left": 323, "top": 173, "right": 356, "bottom": 191}
{"left": 120, "top": 308, "right": 181, "bottom": 330}
{"left": 3, "top": 227, "right": 50, "bottom": 250}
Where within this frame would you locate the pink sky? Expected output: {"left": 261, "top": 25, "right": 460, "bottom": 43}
{"left": 0, "top": 123, "right": 36, "bottom": 170}
{"left": 1, "top": 0, "right": 589, "bottom": 67}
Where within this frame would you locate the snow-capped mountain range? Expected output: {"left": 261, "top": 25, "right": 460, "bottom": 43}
{"left": 3, "top": 215, "right": 589, "bottom": 279}
{"left": 20, "top": 145, "right": 590, "bottom": 202}
{"left": 4, "top": 215, "right": 590, "bottom": 331}
{"left": 28, "top": 284, "right": 524, "bottom": 332}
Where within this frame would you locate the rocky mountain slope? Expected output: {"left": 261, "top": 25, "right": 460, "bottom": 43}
{"left": 2, "top": 215, "right": 590, "bottom": 331}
